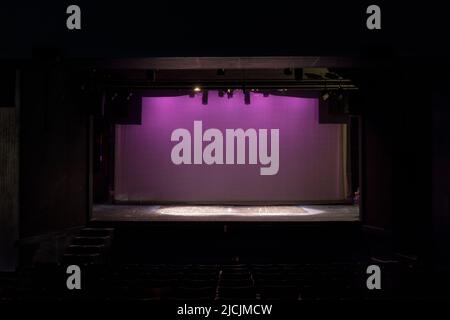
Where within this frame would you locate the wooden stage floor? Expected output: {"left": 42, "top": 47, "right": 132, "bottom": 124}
{"left": 92, "top": 204, "right": 359, "bottom": 222}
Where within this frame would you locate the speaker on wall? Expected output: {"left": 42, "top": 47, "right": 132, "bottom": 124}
{"left": 319, "top": 95, "right": 349, "bottom": 124}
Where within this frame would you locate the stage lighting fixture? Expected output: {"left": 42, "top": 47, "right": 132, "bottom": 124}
{"left": 337, "top": 87, "right": 345, "bottom": 100}
{"left": 227, "top": 89, "right": 233, "bottom": 99}
{"left": 283, "top": 68, "right": 293, "bottom": 76}
{"left": 294, "top": 68, "right": 303, "bottom": 80}
{"left": 146, "top": 69, "right": 156, "bottom": 81}
{"left": 244, "top": 90, "right": 251, "bottom": 105}
{"left": 202, "top": 90, "right": 209, "bottom": 105}
{"left": 194, "top": 86, "right": 201, "bottom": 92}
{"left": 321, "top": 91, "right": 330, "bottom": 101}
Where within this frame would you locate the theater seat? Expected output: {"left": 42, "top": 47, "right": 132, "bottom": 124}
{"left": 182, "top": 279, "right": 218, "bottom": 288}
{"left": 173, "top": 286, "right": 216, "bottom": 300}
{"left": 217, "top": 286, "right": 256, "bottom": 300}
{"left": 72, "top": 236, "right": 112, "bottom": 246}
{"left": 63, "top": 253, "right": 104, "bottom": 265}
{"left": 259, "top": 285, "right": 300, "bottom": 300}
{"left": 220, "top": 271, "right": 251, "bottom": 280}
{"left": 219, "top": 278, "right": 253, "bottom": 287}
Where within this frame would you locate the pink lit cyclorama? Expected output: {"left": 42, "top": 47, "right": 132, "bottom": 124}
{"left": 114, "top": 91, "right": 346, "bottom": 202}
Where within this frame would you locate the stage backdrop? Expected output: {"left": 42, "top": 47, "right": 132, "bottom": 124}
{"left": 114, "top": 91, "right": 346, "bottom": 203}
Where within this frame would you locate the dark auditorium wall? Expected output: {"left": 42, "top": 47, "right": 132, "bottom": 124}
{"left": 432, "top": 75, "right": 450, "bottom": 268}
{"left": 19, "top": 61, "right": 89, "bottom": 239}
{"left": 390, "top": 69, "right": 431, "bottom": 255}
{"left": 362, "top": 96, "right": 394, "bottom": 231}
{"left": 360, "top": 66, "right": 431, "bottom": 256}
{"left": 0, "top": 70, "right": 19, "bottom": 271}
{"left": 360, "top": 67, "right": 395, "bottom": 232}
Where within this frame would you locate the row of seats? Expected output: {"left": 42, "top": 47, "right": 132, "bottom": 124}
{"left": 0, "top": 261, "right": 427, "bottom": 301}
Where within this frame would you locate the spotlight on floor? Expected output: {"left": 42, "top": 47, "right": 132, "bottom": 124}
{"left": 202, "top": 90, "right": 209, "bottom": 105}
{"left": 244, "top": 90, "right": 251, "bottom": 105}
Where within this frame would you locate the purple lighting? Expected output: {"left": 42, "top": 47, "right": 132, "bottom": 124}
{"left": 114, "top": 91, "right": 345, "bottom": 203}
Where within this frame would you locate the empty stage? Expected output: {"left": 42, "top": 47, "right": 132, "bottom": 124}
{"left": 92, "top": 204, "right": 359, "bottom": 222}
